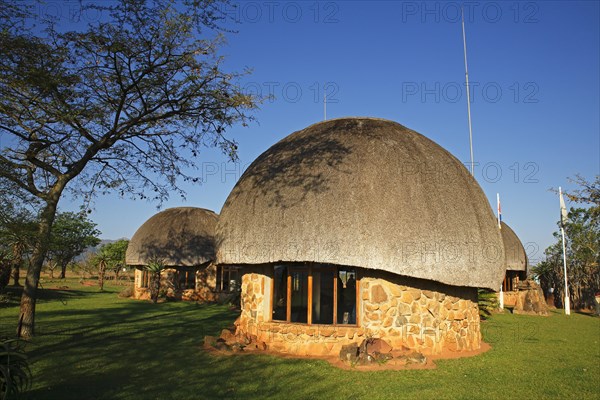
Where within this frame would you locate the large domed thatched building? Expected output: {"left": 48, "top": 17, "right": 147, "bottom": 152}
{"left": 216, "top": 117, "right": 506, "bottom": 355}
{"left": 127, "top": 207, "right": 239, "bottom": 301}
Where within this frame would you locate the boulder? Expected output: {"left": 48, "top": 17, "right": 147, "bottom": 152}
{"left": 220, "top": 329, "right": 237, "bottom": 345}
{"left": 339, "top": 343, "right": 359, "bottom": 363}
{"left": 367, "top": 338, "right": 393, "bottom": 354}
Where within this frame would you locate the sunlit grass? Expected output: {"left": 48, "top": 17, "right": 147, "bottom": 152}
{"left": 1, "top": 280, "right": 599, "bottom": 399}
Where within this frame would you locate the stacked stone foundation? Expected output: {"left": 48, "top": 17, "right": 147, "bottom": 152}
{"left": 236, "top": 266, "right": 481, "bottom": 356}
{"left": 132, "top": 266, "right": 218, "bottom": 302}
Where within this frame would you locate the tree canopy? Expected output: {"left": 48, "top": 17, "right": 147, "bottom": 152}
{"left": 47, "top": 212, "right": 101, "bottom": 279}
{"left": 533, "top": 175, "right": 600, "bottom": 309}
{"left": 0, "top": 0, "right": 259, "bottom": 337}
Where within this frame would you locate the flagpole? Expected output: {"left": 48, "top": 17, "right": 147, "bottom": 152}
{"left": 497, "top": 192, "right": 504, "bottom": 309}
{"left": 497, "top": 193, "right": 501, "bottom": 229}
{"left": 559, "top": 186, "right": 570, "bottom": 315}
{"left": 462, "top": 6, "right": 474, "bottom": 176}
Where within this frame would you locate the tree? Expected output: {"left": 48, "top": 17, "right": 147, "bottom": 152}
{"left": 0, "top": 202, "right": 38, "bottom": 287}
{"left": 0, "top": 0, "right": 258, "bottom": 337}
{"left": 145, "top": 260, "right": 165, "bottom": 304}
{"left": 93, "top": 240, "right": 128, "bottom": 291}
{"left": 0, "top": 251, "right": 10, "bottom": 292}
{"left": 534, "top": 175, "right": 600, "bottom": 309}
{"left": 47, "top": 212, "right": 101, "bottom": 279}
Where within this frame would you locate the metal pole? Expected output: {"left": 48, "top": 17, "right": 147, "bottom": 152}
{"left": 462, "top": 7, "right": 474, "bottom": 176}
{"left": 559, "top": 186, "right": 570, "bottom": 315}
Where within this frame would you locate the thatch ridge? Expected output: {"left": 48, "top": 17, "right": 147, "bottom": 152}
{"left": 126, "top": 207, "right": 218, "bottom": 267}
{"left": 500, "top": 222, "right": 528, "bottom": 272}
{"left": 216, "top": 118, "right": 505, "bottom": 290}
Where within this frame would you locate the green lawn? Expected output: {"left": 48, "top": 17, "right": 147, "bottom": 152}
{"left": 1, "top": 280, "right": 599, "bottom": 400}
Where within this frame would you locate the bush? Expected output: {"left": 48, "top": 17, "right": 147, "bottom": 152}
{"left": 118, "top": 286, "right": 134, "bottom": 298}
{"left": 0, "top": 259, "right": 10, "bottom": 293}
{"left": 0, "top": 339, "right": 32, "bottom": 400}
{"left": 478, "top": 289, "right": 499, "bottom": 320}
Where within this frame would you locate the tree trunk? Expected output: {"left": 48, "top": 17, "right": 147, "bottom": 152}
{"left": 11, "top": 244, "right": 23, "bottom": 286}
{"left": 60, "top": 262, "right": 68, "bottom": 279}
{"left": 17, "top": 198, "right": 60, "bottom": 338}
{"left": 98, "top": 262, "right": 106, "bottom": 291}
{"left": 11, "top": 263, "right": 20, "bottom": 286}
{"left": 150, "top": 272, "right": 160, "bottom": 304}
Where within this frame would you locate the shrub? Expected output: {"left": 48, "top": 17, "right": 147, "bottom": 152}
{"left": 118, "top": 286, "right": 134, "bottom": 298}
{"left": 478, "top": 289, "right": 499, "bottom": 320}
{"left": 0, "top": 339, "right": 32, "bottom": 400}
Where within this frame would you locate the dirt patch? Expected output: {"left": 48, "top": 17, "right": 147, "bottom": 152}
{"left": 202, "top": 334, "right": 492, "bottom": 371}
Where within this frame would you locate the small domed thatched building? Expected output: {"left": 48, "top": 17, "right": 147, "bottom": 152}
{"left": 127, "top": 207, "right": 239, "bottom": 301}
{"left": 500, "top": 221, "right": 528, "bottom": 293}
{"left": 216, "top": 118, "right": 506, "bottom": 356}
{"left": 499, "top": 221, "right": 547, "bottom": 315}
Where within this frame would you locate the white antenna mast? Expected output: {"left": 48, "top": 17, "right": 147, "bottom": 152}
{"left": 462, "top": 6, "right": 474, "bottom": 176}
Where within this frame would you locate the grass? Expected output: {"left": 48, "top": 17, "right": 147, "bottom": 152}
{"left": 1, "top": 279, "right": 599, "bottom": 400}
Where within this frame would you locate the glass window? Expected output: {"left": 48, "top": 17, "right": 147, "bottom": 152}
{"left": 312, "top": 269, "right": 334, "bottom": 324}
{"left": 271, "top": 264, "right": 357, "bottom": 325}
{"left": 337, "top": 268, "right": 357, "bottom": 325}
{"left": 290, "top": 269, "right": 308, "bottom": 323}
{"left": 216, "top": 266, "right": 241, "bottom": 292}
{"left": 177, "top": 268, "right": 196, "bottom": 290}
{"left": 273, "top": 265, "right": 288, "bottom": 321}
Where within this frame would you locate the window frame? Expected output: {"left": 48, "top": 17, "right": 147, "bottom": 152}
{"left": 216, "top": 265, "right": 241, "bottom": 292}
{"left": 270, "top": 263, "right": 360, "bottom": 326}
{"left": 175, "top": 267, "right": 197, "bottom": 290}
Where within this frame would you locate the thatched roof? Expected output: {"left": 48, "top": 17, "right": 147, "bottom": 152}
{"left": 216, "top": 117, "right": 505, "bottom": 290}
{"left": 126, "top": 207, "right": 217, "bottom": 267}
{"left": 500, "top": 222, "right": 528, "bottom": 272}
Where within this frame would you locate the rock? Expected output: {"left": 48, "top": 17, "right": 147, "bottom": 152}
{"left": 370, "top": 351, "right": 393, "bottom": 364}
{"left": 230, "top": 343, "right": 244, "bottom": 352}
{"left": 214, "top": 341, "right": 230, "bottom": 351}
{"left": 368, "top": 338, "right": 393, "bottom": 354}
{"left": 220, "top": 329, "right": 236, "bottom": 345}
{"left": 399, "top": 351, "right": 426, "bottom": 364}
{"left": 203, "top": 335, "right": 218, "bottom": 347}
{"left": 339, "top": 343, "right": 359, "bottom": 363}
{"left": 371, "top": 285, "right": 388, "bottom": 303}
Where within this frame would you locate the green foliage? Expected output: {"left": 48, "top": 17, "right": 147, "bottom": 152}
{"left": 477, "top": 289, "right": 499, "bottom": 319}
{"left": 534, "top": 175, "right": 599, "bottom": 309}
{"left": 0, "top": 253, "right": 10, "bottom": 292}
{"left": 0, "top": 338, "right": 31, "bottom": 400}
{"left": 47, "top": 212, "right": 101, "bottom": 278}
{"left": 0, "top": 0, "right": 259, "bottom": 204}
{"left": 90, "top": 240, "right": 128, "bottom": 291}
{"left": 93, "top": 240, "right": 128, "bottom": 274}
{"left": 144, "top": 260, "right": 165, "bottom": 304}
{"left": 0, "top": 0, "right": 259, "bottom": 337}
{"left": 118, "top": 286, "right": 133, "bottom": 298}
{"left": 0, "top": 203, "right": 38, "bottom": 286}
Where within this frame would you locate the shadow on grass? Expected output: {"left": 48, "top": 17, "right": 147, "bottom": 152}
{"left": 21, "top": 298, "right": 350, "bottom": 400}
{"left": 1, "top": 285, "right": 91, "bottom": 303}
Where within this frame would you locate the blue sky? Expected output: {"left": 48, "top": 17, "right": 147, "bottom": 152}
{"left": 52, "top": 1, "right": 599, "bottom": 264}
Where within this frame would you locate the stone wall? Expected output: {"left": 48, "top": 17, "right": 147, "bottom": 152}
{"left": 132, "top": 264, "right": 217, "bottom": 302}
{"left": 502, "top": 280, "right": 548, "bottom": 316}
{"left": 235, "top": 266, "right": 481, "bottom": 356}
